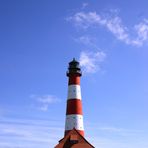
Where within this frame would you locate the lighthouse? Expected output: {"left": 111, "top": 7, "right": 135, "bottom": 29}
{"left": 55, "top": 59, "right": 94, "bottom": 148}
{"left": 65, "top": 58, "right": 84, "bottom": 137}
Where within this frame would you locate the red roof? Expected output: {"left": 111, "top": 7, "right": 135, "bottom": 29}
{"left": 55, "top": 128, "right": 95, "bottom": 148}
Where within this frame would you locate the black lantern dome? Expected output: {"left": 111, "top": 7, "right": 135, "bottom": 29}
{"left": 67, "top": 58, "right": 82, "bottom": 76}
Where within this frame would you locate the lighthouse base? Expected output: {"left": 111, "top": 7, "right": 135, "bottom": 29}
{"left": 55, "top": 129, "right": 94, "bottom": 148}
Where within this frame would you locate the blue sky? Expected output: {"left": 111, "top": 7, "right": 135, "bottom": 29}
{"left": 0, "top": 0, "right": 148, "bottom": 147}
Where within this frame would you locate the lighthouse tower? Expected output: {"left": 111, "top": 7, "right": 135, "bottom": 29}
{"left": 65, "top": 58, "right": 84, "bottom": 136}
{"left": 55, "top": 59, "right": 94, "bottom": 148}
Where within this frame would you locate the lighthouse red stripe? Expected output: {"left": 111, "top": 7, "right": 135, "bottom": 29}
{"left": 68, "top": 75, "right": 80, "bottom": 85}
{"left": 65, "top": 130, "right": 84, "bottom": 137}
{"left": 66, "top": 99, "right": 83, "bottom": 115}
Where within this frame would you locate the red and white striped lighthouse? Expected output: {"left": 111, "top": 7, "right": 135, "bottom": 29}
{"left": 55, "top": 59, "right": 94, "bottom": 148}
{"left": 64, "top": 58, "right": 84, "bottom": 137}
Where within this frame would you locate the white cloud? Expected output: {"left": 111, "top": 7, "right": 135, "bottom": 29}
{"left": 133, "top": 19, "right": 148, "bottom": 46}
{"left": 105, "top": 16, "right": 129, "bottom": 43}
{"left": 79, "top": 51, "right": 106, "bottom": 73}
{"left": 31, "top": 95, "right": 61, "bottom": 111}
{"left": 67, "top": 11, "right": 148, "bottom": 46}
{"left": 66, "top": 12, "right": 103, "bottom": 29}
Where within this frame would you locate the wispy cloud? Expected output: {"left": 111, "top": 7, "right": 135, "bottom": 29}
{"left": 81, "top": 3, "right": 88, "bottom": 9}
{"left": 30, "top": 94, "right": 61, "bottom": 111}
{"left": 0, "top": 117, "right": 64, "bottom": 148}
{"left": 76, "top": 35, "right": 94, "bottom": 45}
{"left": 75, "top": 35, "right": 99, "bottom": 50}
{"left": 96, "top": 127, "right": 144, "bottom": 136}
{"left": 79, "top": 51, "right": 106, "bottom": 74}
{"left": 66, "top": 11, "right": 104, "bottom": 29}
{"left": 85, "top": 123, "right": 144, "bottom": 135}
{"left": 89, "top": 136, "right": 148, "bottom": 148}
{"left": 105, "top": 16, "right": 129, "bottom": 44}
{"left": 133, "top": 19, "right": 148, "bottom": 46}
{"left": 1, "top": 117, "right": 147, "bottom": 148}
{"left": 67, "top": 11, "right": 148, "bottom": 46}
{"left": 85, "top": 124, "right": 148, "bottom": 148}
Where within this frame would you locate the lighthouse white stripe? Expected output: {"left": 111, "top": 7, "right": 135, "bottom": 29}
{"left": 65, "top": 114, "right": 84, "bottom": 131}
{"left": 67, "top": 85, "right": 81, "bottom": 100}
